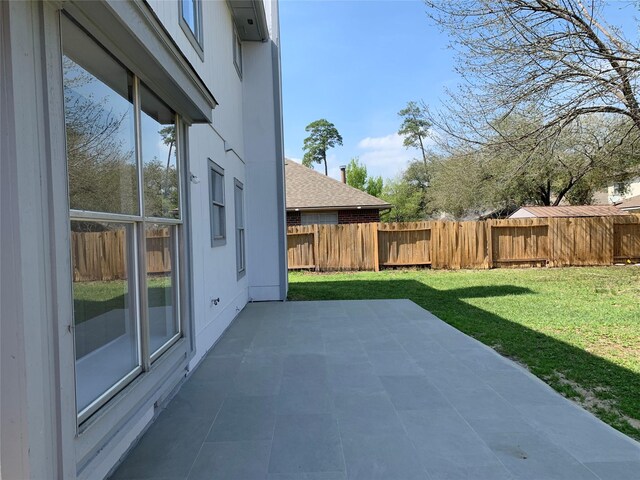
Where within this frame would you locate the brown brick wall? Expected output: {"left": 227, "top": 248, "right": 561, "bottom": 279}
{"left": 337, "top": 209, "right": 380, "bottom": 224}
{"left": 286, "top": 211, "right": 301, "bottom": 226}
{"left": 287, "top": 209, "right": 381, "bottom": 226}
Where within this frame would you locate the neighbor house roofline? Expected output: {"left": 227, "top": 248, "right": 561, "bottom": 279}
{"left": 286, "top": 205, "right": 392, "bottom": 212}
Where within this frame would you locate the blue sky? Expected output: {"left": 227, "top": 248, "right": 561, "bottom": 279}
{"left": 280, "top": 0, "right": 452, "bottom": 181}
{"left": 279, "top": 0, "right": 639, "bottom": 183}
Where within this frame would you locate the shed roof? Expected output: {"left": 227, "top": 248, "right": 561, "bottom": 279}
{"left": 619, "top": 194, "right": 640, "bottom": 211}
{"left": 510, "top": 205, "right": 628, "bottom": 218}
{"left": 285, "top": 159, "right": 391, "bottom": 211}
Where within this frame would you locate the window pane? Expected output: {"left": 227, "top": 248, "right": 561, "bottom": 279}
{"left": 182, "top": 0, "right": 196, "bottom": 32}
{"left": 146, "top": 224, "right": 179, "bottom": 354}
{"left": 236, "top": 229, "right": 245, "bottom": 273}
{"left": 213, "top": 171, "right": 224, "bottom": 204}
{"left": 141, "top": 84, "right": 179, "bottom": 219}
{"left": 71, "top": 221, "right": 139, "bottom": 414}
{"left": 62, "top": 19, "right": 138, "bottom": 215}
{"left": 234, "top": 184, "right": 244, "bottom": 227}
{"left": 301, "top": 212, "right": 338, "bottom": 225}
{"left": 234, "top": 182, "right": 245, "bottom": 273}
{"left": 213, "top": 205, "right": 225, "bottom": 238}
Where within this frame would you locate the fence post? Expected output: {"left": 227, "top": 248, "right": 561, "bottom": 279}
{"left": 486, "top": 219, "right": 493, "bottom": 269}
{"left": 373, "top": 223, "right": 380, "bottom": 272}
{"left": 313, "top": 224, "right": 320, "bottom": 272}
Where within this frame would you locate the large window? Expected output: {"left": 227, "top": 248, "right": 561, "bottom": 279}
{"left": 62, "top": 16, "right": 182, "bottom": 423}
{"left": 209, "top": 160, "right": 226, "bottom": 246}
{"left": 235, "top": 179, "right": 246, "bottom": 277}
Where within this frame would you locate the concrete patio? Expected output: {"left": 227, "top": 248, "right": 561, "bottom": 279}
{"left": 111, "top": 300, "right": 640, "bottom": 480}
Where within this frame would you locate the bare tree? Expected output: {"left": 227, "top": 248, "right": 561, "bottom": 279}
{"left": 425, "top": 0, "right": 640, "bottom": 144}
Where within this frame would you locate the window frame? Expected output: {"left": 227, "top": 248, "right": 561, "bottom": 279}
{"left": 301, "top": 211, "right": 339, "bottom": 225}
{"left": 209, "top": 159, "right": 226, "bottom": 247}
{"left": 233, "top": 26, "right": 242, "bottom": 79}
{"left": 234, "top": 178, "right": 246, "bottom": 278}
{"left": 62, "top": 17, "right": 184, "bottom": 424}
{"left": 179, "top": 0, "right": 204, "bottom": 60}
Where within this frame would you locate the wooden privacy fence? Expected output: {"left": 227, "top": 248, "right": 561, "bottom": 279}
{"left": 287, "top": 215, "right": 640, "bottom": 271}
{"left": 71, "top": 228, "right": 172, "bottom": 282}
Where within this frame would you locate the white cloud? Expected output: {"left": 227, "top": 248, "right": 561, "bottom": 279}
{"left": 357, "top": 133, "right": 405, "bottom": 150}
{"left": 356, "top": 132, "right": 421, "bottom": 180}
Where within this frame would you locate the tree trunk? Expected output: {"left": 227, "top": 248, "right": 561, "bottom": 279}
{"left": 418, "top": 135, "right": 427, "bottom": 168}
{"left": 323, "top": 150, "right": 328, "bottom": 175}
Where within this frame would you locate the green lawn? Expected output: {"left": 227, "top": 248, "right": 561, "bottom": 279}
{"left": 288, "top": 267, "right": 640, "bottom": 440}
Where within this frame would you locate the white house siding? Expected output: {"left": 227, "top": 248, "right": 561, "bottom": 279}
{"left": 1, "top": 1, "right": 285, "bottom": 478}
{"left": 509, "top": 208, "right": 536, "bottom": 218}
{"left": 244, "top": 0, "right": 288, "bottom": 301}
{"left": 147, "top": 0, "right": 251, "bottom": 369}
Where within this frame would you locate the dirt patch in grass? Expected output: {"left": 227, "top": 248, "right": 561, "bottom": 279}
{"left": 551, "top": 372, "right": 640, "bottom": 432}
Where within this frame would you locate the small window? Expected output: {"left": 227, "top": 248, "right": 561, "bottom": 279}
{"left": 209, "top": 160, "right": 225, "bottom": 246}
{"left": 180, "top": 0, "right": 203, "bottom": 56}
{"left": 235, "top": 179, "right": 246, "bottom": 277}
{"left": 233, "top": 28, "right": 242, "bottom": 78}
{"left": 614, "top": 182, "right": 628, "bottom": 196}
{"left": 301, "top": 212, "right": 338, "bottom": 225}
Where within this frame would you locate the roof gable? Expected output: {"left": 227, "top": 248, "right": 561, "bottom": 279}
{"left": 285, "top": 159, "right": 391, "bottom": 211}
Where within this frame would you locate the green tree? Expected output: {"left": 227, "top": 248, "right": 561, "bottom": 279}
{"left": 302, "top": 119, "right": 343, "bottom": 175}
{"left": 346, "top": 157, "right": 367, "bottom": 190}
{"left": 427, "top": 112, "right": 640, "bottom": 218}
{"left": 366, "top": 176, "right": 383, "bottom": 198}
{"left": 381, "top": 177, "right": 424, "bottom": 222}
{"left": 428, "top": 152, "right": 490, "bottom": 219}
{"left": 345, "top": 157, "right": 384, "bottom": 198}
{"left": 398, "top": 101, "right": 431, "bottom": 166}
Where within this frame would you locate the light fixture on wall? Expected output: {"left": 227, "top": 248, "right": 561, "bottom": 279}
{"left": 190, "top": 173, "right": 200, "bottom": 184}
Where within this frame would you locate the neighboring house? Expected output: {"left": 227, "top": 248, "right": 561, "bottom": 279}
{"left": 285, "top": 159, "right": 391, "bottom": 225}
{"left": 510, "top": 205, "right": 629, "bottom": 218}
{"left": 619, "top": 194, "right": 640, "bottom": 213}
{"left": 608, "top": 177, "right": 640, "bottom": 203}
{"left": 592, "top": 177, "right": 640, "bottom": 205}
{"left": 2, "top": 1, "right": 286, "bottom": 479}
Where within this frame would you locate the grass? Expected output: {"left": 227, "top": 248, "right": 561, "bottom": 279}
{"left": 288, "top": 266, "right": 640, "bottom": 440}
{"left": 73, "top": 276, "right": 172, "bottom": 323}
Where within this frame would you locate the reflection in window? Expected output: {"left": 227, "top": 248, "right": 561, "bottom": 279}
{"left": 71, "top": 221, "right": 139, "bottom": 414}
{"left": 63, "top": 51, "right": 137, "bottom": 215}
{"left": 141, "top": 84, "right": 179, "bottom": 219}
{"left": 181, "top": 0, "right": 203, "bottom": 46}
{"left": 62, "top": 16, "right": 183, "bottom": 421}
{"left": 146, "top": 225, "right": 179, "bottom": 354}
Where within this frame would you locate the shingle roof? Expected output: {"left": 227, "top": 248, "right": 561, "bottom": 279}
{"left": 511, "top": 205, "right": 629, "bottom": 218}
{"left": 285, "top": 159, "right": 391, "bottom": 211}
{"left": 619, "top": 194, "right": 640, "bottom": 211}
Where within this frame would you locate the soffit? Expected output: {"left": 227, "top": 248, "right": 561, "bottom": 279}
{"left": 63, "top": 0, "right": 217, "bottom": 124}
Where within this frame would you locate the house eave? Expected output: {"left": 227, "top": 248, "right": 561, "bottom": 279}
{"left": 63, "top": 0, "right": 218, "bottom": 124}
{"left": 227, "top": 0, "right": 269, "bottom": 42}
